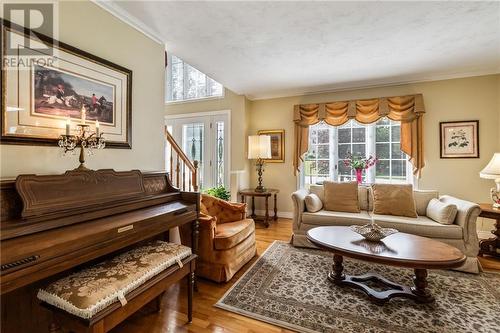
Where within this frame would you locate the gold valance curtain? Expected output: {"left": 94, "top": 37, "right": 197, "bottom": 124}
{"left": 293, "top": 94, "right": 425, "bottom": 177}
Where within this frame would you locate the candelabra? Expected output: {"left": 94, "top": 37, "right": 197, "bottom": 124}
{"left": 59, "top": 122, "right": 105, "bottom": 170}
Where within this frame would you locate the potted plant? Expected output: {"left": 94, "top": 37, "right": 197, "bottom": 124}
{"left": 204, "top": 186, "right": 231, "bottom": 201}
{"left": 343, "top": 153, "right": 378, "bottom": 184}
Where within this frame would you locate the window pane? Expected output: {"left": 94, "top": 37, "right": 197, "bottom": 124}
{"left": 377, "top": 118, "right": 390, "bottom": 126}
{"left": 376, "top": 143, "right": 390, "bottom": 159}
{"left": 317, "top": 129, "right": 329, "bottom": 144}
{"left": 171, "top": 63, "right": 184, "bottom": 101}
{"left": 391, "top": 143, "right": 402, "bottom": 159}
{"left": 338, "top": 144, "right": 350, "bottom": 159}
{"left": 317, "top": 160, "right": 330, "bottom": 175}
{"left": 392, "top": 160, "right": 404, "bottom": 177}
{"left": 391, "top": 125, "right": 401, "bottom": 142}
{"left": 376, "top": 126, "right": 390, "bottom": 142}
{"left": 338, "top": 128, "right": 350, "bottom": 143}
{"left": 186, "top": 65, "right": 207, "bottom": 99}
{"left": 208, "top": 77, "right": 223, "bottom": 96}
{"left": 304, "top": 161, "right": 316, "bottom": 175}
{"left": 167, "top": 55, "right": 223, "bottom": 102}
{"left": 338, "top": 162, "right": 351, "bottom": 176}
{"left": 352, "top": 144, "right": 366, "bottom": 157}
{"left": 376, "top": 160, "right": 390, "bottom": 178}
{"left": 352, "top": 128, "right": 365, "bottom": 143}
{"left": 317, "top": 145, "right": 329, "bottom": 159}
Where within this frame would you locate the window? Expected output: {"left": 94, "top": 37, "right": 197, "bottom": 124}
{"left": 166, "top": 54, "right": 224, "bottom": 102}
{"left": 302, "top": 118, "right": 412, "bottom": 186}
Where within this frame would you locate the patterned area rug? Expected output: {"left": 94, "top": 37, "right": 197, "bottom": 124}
{"left": 215, "top": 241, "right": 500, "bottom": 333}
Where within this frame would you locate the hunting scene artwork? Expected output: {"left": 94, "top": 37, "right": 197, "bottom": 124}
{"left": 33, "top": 65, "right": 114, "bottom": 124}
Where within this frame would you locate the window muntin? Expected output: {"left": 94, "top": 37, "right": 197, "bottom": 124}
{"left": 166, "top": 55, "right": 223, "bottom": 102}
{"left": 302, "top": 118, "right": 411, "bottom": 186}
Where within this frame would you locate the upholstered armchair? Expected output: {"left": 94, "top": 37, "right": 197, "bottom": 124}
{"left": 196, "top": 194, "right": 257, "bottom": 282}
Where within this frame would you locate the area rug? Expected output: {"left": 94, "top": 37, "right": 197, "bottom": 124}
{"left": 215, "top": 241, "right": 500, "bottom": 333}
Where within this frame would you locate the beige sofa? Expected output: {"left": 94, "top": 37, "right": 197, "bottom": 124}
{"left": 291, "top": 185, "right": 482, "bottom": 273}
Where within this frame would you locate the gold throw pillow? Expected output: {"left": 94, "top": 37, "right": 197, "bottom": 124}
{"left": 323, "top": 181, "right": 360, "bottom": 213}
{"left": 372, "top": 184, "right": 418, "bottom": 218}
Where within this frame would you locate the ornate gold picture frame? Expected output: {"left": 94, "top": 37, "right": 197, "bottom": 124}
{"left": 258, "top": 129, "right": 285, "bottom": 163}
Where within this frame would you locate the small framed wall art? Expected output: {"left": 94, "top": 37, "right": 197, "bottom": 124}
{"left": 258, "top": 129, "right": 285, "bottom": 163}
{"left": 439, "top": 120, "right": 479, "bottom": 158}
{"left": 1, "top": 20, "right": 132, "bottom": 148}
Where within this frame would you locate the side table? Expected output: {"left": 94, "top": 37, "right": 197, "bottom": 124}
{"left": 479, "top": 203, "right": 500, "bottom": 257}
{"left": 238, "top": 188, "right": 279, "bottom": 227}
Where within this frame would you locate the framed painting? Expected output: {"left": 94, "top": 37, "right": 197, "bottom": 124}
{"left": 258, "top": 129, "right": 285, "bottom": 163}
{"left": 1, "top": 20, "right": 132, "bottom": 148}
{"left": 440, "top": 120, "right": 479, "bottom": 158}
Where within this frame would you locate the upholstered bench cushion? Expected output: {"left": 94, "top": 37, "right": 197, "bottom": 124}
{"left": 37, "top": 241, "right": 191, "bottom": 319}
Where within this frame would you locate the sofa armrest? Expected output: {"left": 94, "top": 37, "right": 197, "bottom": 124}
{"left": 291, "top": 188, "right": 309, "bottom": 230}
{"left": 439, "top": 195, "right": 481, "bottom": 243}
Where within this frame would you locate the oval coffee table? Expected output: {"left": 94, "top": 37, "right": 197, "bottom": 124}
{"left": 307, "top": 226, "right": 466, "bottom": 304}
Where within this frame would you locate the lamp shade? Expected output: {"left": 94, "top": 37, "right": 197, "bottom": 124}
{"left": 248, "top": 135, "right": 271, "bottom": 159}
{"left": 480, "top": 153, "right": 500, "bottom": 179}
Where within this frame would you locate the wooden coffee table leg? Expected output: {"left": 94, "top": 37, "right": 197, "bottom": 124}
{"left": 328, "top": 254, "right": 345, "bottom": 283}
{"left": 411, "top": 269, "right": 435, "bottom": 303}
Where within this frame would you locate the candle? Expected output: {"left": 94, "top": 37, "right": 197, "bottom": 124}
{"left": 95, "top": 120, "right": 100, "bottom": 136}
{"left": 65, "top": 117, "right": 70, "bottom": 135}
{"left": 81, "top": 106, "right": 86, "bottom": 124}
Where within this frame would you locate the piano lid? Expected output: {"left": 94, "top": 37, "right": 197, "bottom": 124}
{"left": 1, "top": 169, "right": 181, "bottom": 240}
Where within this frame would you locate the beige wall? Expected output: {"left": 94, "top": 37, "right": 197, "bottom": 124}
{"left": 0, "top": 1, "right": 166, "bottom": 178}
{"left": 165, "top": 89, "right": 251, "bottom": 199}
{"left": 248, "top": 75, "right": 500, "bottom": 217}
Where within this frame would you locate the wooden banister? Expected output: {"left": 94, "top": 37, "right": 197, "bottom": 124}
{"left": 165, "top": 130, "right": 199, "bottom": 192}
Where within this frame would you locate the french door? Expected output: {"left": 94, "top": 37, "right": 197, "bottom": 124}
{"left": 166, "top": 112, "right": 229, "bottom": 190}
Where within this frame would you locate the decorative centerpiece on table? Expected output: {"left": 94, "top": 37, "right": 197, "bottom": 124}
{"left": 351, "top": 222, "right": 398, "bottom": 242}
{"left": 343, "top": 153, "right": 378, "bottom": 184}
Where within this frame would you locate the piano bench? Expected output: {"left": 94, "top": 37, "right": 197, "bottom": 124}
{"left": 37, "top": 241, "right": 197, "bottom": 333}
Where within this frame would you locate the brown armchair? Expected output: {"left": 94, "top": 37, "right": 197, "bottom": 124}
{"left": 196, "top": 194, "right": 256, "bottom": 282}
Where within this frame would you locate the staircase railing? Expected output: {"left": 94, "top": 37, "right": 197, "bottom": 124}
{"left": 165, "top": 130, "right": 199, "bottom": 192}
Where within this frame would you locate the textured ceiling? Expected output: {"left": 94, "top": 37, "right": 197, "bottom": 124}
{"left": 109, "top": 1, "right": 500, "bottom": 99}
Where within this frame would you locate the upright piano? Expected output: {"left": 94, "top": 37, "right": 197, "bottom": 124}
{"left": 0, "top": 169, "right": 199, "bottom": 332}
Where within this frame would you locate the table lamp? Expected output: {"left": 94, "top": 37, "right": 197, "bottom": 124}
{"left": 248, "top": 135, "right": 271, "bottom": 192}
{"left": 480, "top": 153, "right": 500, "bottom": 208}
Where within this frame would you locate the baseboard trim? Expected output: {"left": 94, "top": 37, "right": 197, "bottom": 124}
{"left": 252, "top": 210, "right": 293, "bottom": 219}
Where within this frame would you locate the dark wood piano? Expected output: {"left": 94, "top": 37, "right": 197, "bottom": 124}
{"left": 0, "top": 169, "right": 199, "bottom": 333}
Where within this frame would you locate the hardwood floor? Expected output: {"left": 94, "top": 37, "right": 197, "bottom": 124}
{"left": 111, "top": 218, "right": 295, "bottom": 333}
{"left": 112, "top": 218, "right": 500, "bottom": 333}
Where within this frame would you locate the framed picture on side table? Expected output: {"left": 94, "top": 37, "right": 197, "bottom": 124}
{"left": 439, "top": 120, "right": 479, "bottom": 158}
{"left": 1, "top": 20, "right": 132, "bottom": 148}
{"left": 258, "top": 129, "right": 285, "bottom": 163}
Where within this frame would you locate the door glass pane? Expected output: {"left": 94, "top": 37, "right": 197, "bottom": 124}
{"left": 182, "top": 123, "right": 204, "bottom": 189}
{"left": 215, "top": 121, "right": 224, "bottom": 187}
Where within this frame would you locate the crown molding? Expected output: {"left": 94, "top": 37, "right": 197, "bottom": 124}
{"left": 92, "top": 0, "right": 164, "bottom": 45}
{"left": 246, "top": 68, "right": 500, "bottom": 101}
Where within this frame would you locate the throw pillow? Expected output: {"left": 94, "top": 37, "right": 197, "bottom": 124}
{"left": 372, "top": 184, "right": 418, "bottom": 218}
{"left": 413, "top": 190, "right": 439, "bottom": 216}
{"left": 323, "top": 181, "right": 360, "bottom": 213}
{"left": 426, "top": 198, "right": 458, "bottom": 225}
{"left": 305, "top": 193, "right": 323, "bottom": 212}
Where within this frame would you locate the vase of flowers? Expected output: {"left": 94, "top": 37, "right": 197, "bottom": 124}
{"left": 343, "top": 153, "right": 378, "bottom": 184}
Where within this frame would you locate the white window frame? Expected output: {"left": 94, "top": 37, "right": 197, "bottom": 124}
{"left": 299, "top": 119, "right": 414, "bottom": 188}
{"left": 165, "top": 54, "right": 224, "bottom": 104}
